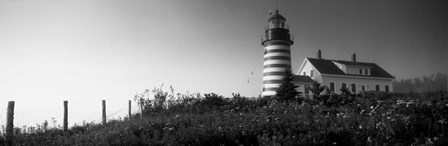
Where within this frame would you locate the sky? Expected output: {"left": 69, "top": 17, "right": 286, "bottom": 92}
{"left": 0, "top": 0, "right": 447, "bottom": 127}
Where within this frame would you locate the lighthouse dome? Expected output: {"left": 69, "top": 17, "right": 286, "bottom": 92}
{"left": 261, "top": 10, "right": 293, "bottom": 46}
{"left": 268, "top": 10, "right": 285, "bottom": 21}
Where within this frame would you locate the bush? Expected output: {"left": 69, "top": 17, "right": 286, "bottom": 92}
{"left": 275, "top": 70, "right": 301, "bottom": 102}
{"left": 201, "top": 93, "right": 226, "bottom": 108}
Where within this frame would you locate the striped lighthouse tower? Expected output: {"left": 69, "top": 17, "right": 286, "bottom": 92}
{"left": 261, "top": 10, "right": 294, "bottom": 97}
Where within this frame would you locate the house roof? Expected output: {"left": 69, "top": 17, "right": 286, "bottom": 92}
{"left": 306, "top": 58, "right": 394, "bottom": 78}
{"left": 293, "top": 75, "right": 314, "bottom": 83}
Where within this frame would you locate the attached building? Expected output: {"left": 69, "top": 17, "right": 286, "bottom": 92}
{"left": 292, "top": 75, "right": 315, "bottom": 97}
{"left": 296, "top": 51, "right": 394, "bottom": 96}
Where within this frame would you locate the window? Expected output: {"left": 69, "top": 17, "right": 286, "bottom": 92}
{"left": 385, "top": 85, "right": 390, "bottom": 93}
{"left": 361, "top": 85, "right": 365, "bottom": 91}
{"left": 351, "top": 83, "right": 356, "bottom": 93}
{"left": 365, "top": 69, "right": 368, "bottom": 75}
{"left": 310, "top": 70, "right": 313, "bottom": 77}
{"left": 341, "top": 83, "right": 346, "bottom": 89}
{"left": 359, "top": 69, "right": 362, "bottom": 75}
{"left": 330, "top": 82, "right": 335, "bottom": 92}
{"left": 305, "top": 85, "right": 310, "bottom": 94}
{"left": 375, "top": 85, "right": 380, "bottom": 91}
{"left": 303, "top": 71, "right": 306, "bottom": 76}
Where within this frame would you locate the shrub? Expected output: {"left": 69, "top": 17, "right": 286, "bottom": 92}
{"left": 310, "top": 81, "right": 327, "bottom": 98}
{"left": 200, "top": 93, "right": 227, "bottom": 109}
{"left": 275, "top": 70, "right": 301, "bottom": 102}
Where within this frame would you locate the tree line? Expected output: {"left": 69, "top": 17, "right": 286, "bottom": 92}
{"left": 393, "top": 73, "right": 447, "bottom": 93}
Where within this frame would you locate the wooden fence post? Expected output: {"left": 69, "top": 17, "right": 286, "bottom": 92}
{"left": 128, "top": 100, "right": 131, "bottom": 120}
{"left": 140, "top": 99, "right": 143, "bottom": 119}
{"left": 102, "top": 100, "right": 106, "bottom": 125}
{"left": 6, "top": 101, "right": 15, "bottom": 146}
{"left": 63, "top": 100, "right": 68, "bottom": 131}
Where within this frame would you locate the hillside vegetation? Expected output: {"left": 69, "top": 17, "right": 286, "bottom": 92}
{"left": 1, "top": 89, "right": 448, "bottom": 145}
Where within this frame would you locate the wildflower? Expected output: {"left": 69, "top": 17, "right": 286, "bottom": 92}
{"left": 375, "top": 122, "right": 382, "bottom": 129}
{"left": 360, "top": 110, "right": 365, "bottom": 114}
{"left": 359, "top": 125, "right": 362, "bottom": 129}
{"left": 438, "top": 119, "right": 446, "bottom": 124}
{"left": 426, "top": 137, "right": 434, "bottom": 144}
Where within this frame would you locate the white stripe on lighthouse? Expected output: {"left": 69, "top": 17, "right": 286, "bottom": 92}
{"left": 264, "top": 84, "right": 281, "bottom": 88}
{"left": 263, "top": 60, "right": 291, "bottom": 65}
{"left": 262, "top": 91, "right": 277, "bottom": 96}
{"left": 263, "top": 67, "right": 288, "bottom": 73}
{"left": 265, "top": 45, "right": 290, "bottom": 51}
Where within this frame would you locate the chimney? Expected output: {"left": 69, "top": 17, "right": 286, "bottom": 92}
{"left": 352, "top": 53, "right": 356, "bottom": 62}
{"left": 317, "top": 49, "right": 322, "bottom": 59}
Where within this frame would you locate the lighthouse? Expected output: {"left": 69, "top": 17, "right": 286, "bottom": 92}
{"left": 261, "top": 10, "right": 294, "bottom": 97}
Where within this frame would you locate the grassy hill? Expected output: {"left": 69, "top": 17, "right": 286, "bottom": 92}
{"left": 2, "top": 91, "right": 448, "bottom": 145}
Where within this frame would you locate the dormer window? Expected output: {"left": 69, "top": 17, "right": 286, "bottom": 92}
{"left": 359, "top": 69, "right": 362, "bottom": 75}
{"left": 365, "top": 68, "right": 369, "bottom": 75}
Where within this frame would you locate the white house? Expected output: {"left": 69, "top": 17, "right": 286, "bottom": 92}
{"left": 295, "top": 50, "right": 395, "bottom": 96}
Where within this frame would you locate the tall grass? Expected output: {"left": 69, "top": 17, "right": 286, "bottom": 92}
{"left": 2, "top": 90, "right": 447, "bottom": 145}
